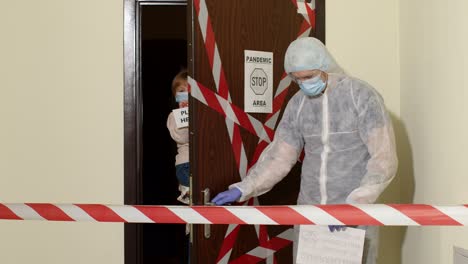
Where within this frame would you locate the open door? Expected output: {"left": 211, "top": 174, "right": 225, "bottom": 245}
{"left": 189, "top": 0, "right": 325, "bottom": 263}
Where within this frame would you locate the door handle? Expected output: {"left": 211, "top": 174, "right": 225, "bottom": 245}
{"left": 202, "top": 188, "right": 211, "bottom": 238}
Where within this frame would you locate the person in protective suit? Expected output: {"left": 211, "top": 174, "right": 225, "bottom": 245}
{"left": 212, "top": 37, "right": 398, "bottom": 264}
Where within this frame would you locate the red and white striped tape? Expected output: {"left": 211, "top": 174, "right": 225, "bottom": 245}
{"left": 189, "top": 77, "right": 275, "bottom": 143}
{"left": 216, "top": 1, "right": 316, "bottom": 261}
{"left": 1, "top": 203, "right": 468, "bottom": 226}
{"left": 193, "top": 0, "right": 318, "bottom": 262}
{"left": 229, "top": 228, "right": 293, "bottom": 264}
{"left": 193, "top": 0, "right": 249, "bottom": 178}
{"left": 193, "top": 0, "right": 277, "bottom": 262}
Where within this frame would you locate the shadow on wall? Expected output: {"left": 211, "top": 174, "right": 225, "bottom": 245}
{"left": 377, "top": 112, "right": 415, "bottom": 264}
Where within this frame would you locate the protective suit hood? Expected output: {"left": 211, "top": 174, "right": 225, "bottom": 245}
{"left": 284, "top": 37, "right": 344, "bottom": 74}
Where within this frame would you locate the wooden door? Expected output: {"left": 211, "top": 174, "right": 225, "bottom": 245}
{"left": 189, "top": 0, "right": 325, "bottom": 263}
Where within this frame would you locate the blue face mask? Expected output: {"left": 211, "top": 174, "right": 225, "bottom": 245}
{"left": 298, "top": 75, "right": 327, "bottom": 96}
{"left": 175, "top": 92, "right": 189, "bottom": 103}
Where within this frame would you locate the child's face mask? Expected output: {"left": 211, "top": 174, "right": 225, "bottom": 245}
{"left": 175, "top": 92, "right": 189, "bottom": 103}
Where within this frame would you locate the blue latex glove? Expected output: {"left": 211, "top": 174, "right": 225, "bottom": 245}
{"left": 328, "top": 225, "right": 347, "bottom": 232}
{"left": 211, "top": 188, "right": 242, "bottom": 205}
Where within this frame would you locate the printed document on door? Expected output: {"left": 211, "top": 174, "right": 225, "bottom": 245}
{"left": 296, "top": 225, "right": 365, "bottom": 264}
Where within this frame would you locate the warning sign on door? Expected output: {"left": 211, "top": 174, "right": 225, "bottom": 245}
{"left": 244, "top": 50, "right": 273, "bottom": 113}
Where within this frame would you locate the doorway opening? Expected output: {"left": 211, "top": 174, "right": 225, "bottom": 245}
{"left": 141, "top": 4, "right": 188, "bottom": 264}
{"left": 124, "top": 1, "right": 188, "bottom": 263}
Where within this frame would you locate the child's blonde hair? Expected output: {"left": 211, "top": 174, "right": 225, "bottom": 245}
{"left": 171, "top": 70, "right": 188, "bottom": 96}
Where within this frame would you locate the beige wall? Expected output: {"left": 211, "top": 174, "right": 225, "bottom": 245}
{"left": 327, "top": 0, "right": 400, "bottom": 116}
{"left": 0, "top": 1, "right": 124, "bottom": 263}
{"left": 400, "top": 0, "right": 468, "bottom": 263}
{"left": 327, "top": 1, "right": 403, "bottom": 263}
{"left": 329, "top": 1, "right": 468, "bottom": 263}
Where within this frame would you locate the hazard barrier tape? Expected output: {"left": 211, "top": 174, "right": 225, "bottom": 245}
{"left": 193, "top": 0, "right": 263, "bottom": 260}
{"left": 189, "top": 77, "right": 274, "bottom": 143}
{"left": 1, "top": 203, "right": 468, "bottom": 226}
{"left": 229, "top": 228, "right": 293, "bottom": 264}
{"left": 193, "top": 0, "right": 318, "bottom": 262}
{"left": 193, "top": 0, "right": 249, "bottom": 178}
{"left": 193, "top": 0, "right": 277, "bottom": 261}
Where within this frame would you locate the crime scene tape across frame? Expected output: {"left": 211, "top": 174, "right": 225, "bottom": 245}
{"left": 1, "top": 203, "right": 468, "bottom": 226}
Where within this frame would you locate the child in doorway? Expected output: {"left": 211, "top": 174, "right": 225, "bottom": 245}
{"left": 167, "top": 70, "right": 190, "bottom": 204}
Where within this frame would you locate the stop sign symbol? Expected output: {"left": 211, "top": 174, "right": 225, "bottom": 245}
{"left": 250, "top": 68, "right": 268, "bottom": 95}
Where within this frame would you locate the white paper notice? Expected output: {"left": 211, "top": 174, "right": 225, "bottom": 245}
{"left": 244, "top": 50, "right": 273, "bottom": 113}
{"left": 172, "top": 107, "right": 189, "bottom": 128}
{"left": 454, "top": 246, "right": 468, "bottom": 264}
{"left": 296, "top": 226, "right": 366, "bottom": 264}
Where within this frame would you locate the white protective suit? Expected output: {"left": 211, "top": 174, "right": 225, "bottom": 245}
{"left": 230, "top": 37, "right": 398, "bottom": 264}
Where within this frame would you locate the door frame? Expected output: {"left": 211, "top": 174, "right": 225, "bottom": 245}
{"left": 123, "top": 0, "right": 188, "bottom": 263}
{"left": 124, "top": 0, "right": 323, "bottom": 263}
